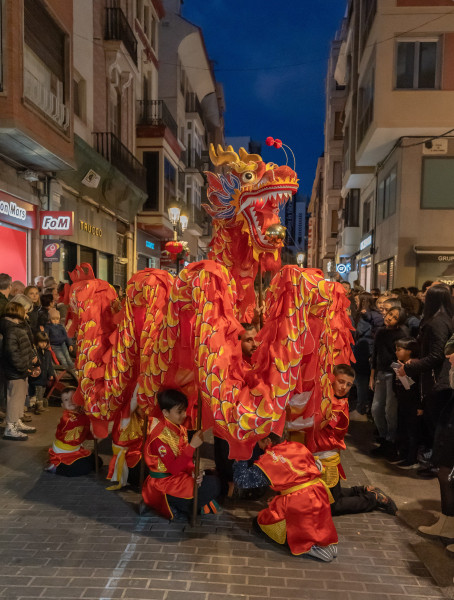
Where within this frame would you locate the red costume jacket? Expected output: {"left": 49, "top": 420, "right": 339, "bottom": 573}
{"left": 142, "top": 416, "right": 195, "bottom": 519}
{"left": 48, "top": 410, "right": 92, "bottom": 466}
{"left": 255, "top": 441, "right": 338, "bottom": 555}
{"left": 308, "top": 395, "right": 349, "bottom": 489}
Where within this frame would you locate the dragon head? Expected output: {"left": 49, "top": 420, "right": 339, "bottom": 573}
{"left": 203, "top": 144, "right": 299, "bottom": 261}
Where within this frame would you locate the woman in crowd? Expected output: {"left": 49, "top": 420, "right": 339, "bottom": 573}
{"left": 24, "top": 285, "right": 41, "bottom": 335}
{"left": 399, "top": 284, "right": 454, "bottom": 477}
{"left": 0, "top": 302, "right": 38, "bottom": 440}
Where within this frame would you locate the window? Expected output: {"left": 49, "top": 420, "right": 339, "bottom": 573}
{"left": 376, "top": 258, "right": 394, "bottom": 292}
{"left": 396, "top": 40, "right": 439, "bottom": 89}
{"left": 73, "top": 72, "right": 86, "bottom": 121}
{"left": 362, "top": 197, "right": 372, "bottom": 234}
{"left": 421, "top": 158, "right": 454, "bottom": 209}
{"left": 333, "top": 161, "right": 342, "bottom": 189}
{"left": 331, "top": 210, "right": 338, "bottom": 236}
{"left": 377, "top": 166, "right": 397, "bottom": 222}
{"left": 357, "top": 63, "right": 374, "bottom": 144}
{"left": 136, "top": 0, "right": 143, "bottom": 21}
{"left": 143, "top": 151, "right": 159, "bottom": 211}
{"left": 333, "top": 112, "right": 343, "bottom": 140}
{"left": 345, "top": 189, "right": 360, "bottom": 227}
{"left": 360, "top": 0, "right": 377, "bottom": 53}
{"left": 164, "top": 157, "right": 176, "bottom": 205}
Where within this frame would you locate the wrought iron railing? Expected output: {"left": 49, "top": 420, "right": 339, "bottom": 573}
{"left": 92, "top": 132, "right": 146, "bottom": 192}
{"left": 104, "top": 7, "right": 137, "bottom": 65}
{"left": 23, "top": 69, "right": 69, "bottom": 130}
{"left": 137, "top": 100, "right": 178, "bottom": 139}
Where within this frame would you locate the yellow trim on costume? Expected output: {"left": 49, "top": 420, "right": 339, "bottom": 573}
{"left": 280, "top": 477, "right": 334, "bottom": 504}
{"left": 53, "top": 440, "right": 81, "bottom": 452}
{"left": 318, "top": 453, "right": 341, "bottom": 490}
{"left": 106, "top": 445, "right": 127, "bottom": 491}
{"left": 259, "top": 519, "right": 287, "bottom": 544}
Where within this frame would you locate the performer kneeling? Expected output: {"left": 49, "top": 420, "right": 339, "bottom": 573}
{"left": 233, "top": 433, "right": 338, "bottom": 562}
{"left": 142, "top": 388, "right": 220, "bottom": 521}
{"left": 46, "top": 387, "right": 101, "bottom": 477}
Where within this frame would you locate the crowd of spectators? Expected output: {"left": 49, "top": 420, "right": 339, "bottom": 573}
{"left": 0, "top": 273, "right": 77, "bottom": 440}
{"left": 342, "top": 278, "right": 454, "bottom": 545}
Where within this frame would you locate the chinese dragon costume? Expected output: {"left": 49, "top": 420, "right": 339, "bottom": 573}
{"left": 65, "top": 143, "right": 353, "bottom": 468}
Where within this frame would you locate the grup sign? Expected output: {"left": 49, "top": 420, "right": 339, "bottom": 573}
{"left": 0, "top": 190, "right": 37, "bottom": 229}
{"left": 40, "top": 211, "right": 74, "bottom": 235}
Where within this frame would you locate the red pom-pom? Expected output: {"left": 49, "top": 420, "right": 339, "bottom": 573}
{"left": 265, "top": 136, "right": 275, "bottom": 146}
{"left": 274, "top": 139, "right": 283, "bottom": 149}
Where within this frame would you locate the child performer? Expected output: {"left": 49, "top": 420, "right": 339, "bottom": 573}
{"left": 142, "top": 388, "right": 220, "bottom": 521}
{"left": 28, "top": 332, "right": 55, "bottom": 414}
{"left": 233, "top": 433, "right": 338, "bottom": 562}
{"left": 393, "top": 338, "right": 422, "bottom": 469}
{"left": 46, "top": 388, "right": 101, "bottom": 476}
{"left": 312, "top": 364, "right": 398, "bottom": 516}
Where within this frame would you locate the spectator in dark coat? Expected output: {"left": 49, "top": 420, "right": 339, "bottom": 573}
{"left": 351, "top": 293, "right": 383, "bottom": 420}
{"left": 0, "top": 302, "right": 38, "bottom": 440}
{"left": 24, "top": 286, "right": 41, "bottom": 334}
{"left": 37, "top": 293, "right": 56, "bottom": 330}
{"left": 0, "top": 273, "right": 12, "bottom": 316}
{"left": 399, "top": 285, "right": 454, "bottom": 476}
{"left": 28, "top": 332, "right": 55, "bottom": 414}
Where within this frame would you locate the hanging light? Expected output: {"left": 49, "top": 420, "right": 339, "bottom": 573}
{"left": 168, "top": 204, "right": 181, "bottom": 225}
{"left": 296, "top": 251, "right": 306, "bottom": 266}
{"left": 179, "top": 213, "right": 188, "bottom": 231}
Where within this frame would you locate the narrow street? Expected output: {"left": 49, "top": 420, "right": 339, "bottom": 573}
{"left": 0, "top": 409, "right": 452, "bottom": 600}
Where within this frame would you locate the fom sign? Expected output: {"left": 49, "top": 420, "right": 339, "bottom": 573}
{"left": 40, "top": 211, "right": 74, "bottom": 236}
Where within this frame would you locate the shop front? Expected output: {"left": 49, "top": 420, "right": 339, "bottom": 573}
{"left": 54, "top": 198, "right": 117, "bottom": 283}
{"left": 0, "top": 190, "right": 37, "bottom": 283}
{"left": 414, "top": 247, "right": 454, "bottom": 288}
{"left": 358, "top": 232, "right": 374, "bottom": 291}
{"left": 136, "top": 230, "right": 161, "bottom": 271}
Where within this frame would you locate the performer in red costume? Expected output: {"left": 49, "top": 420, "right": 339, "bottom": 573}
{"left": 311, "top": 364, "right": 398, "bottom": 516}
{"left": 142, "top": 388, "right": 220, "bottom": 520}
{"left": 46, "top": 388, "right": 101, "bottom": 476}
{"left": 233, "top": 432, "right": 338, "bottom": 561}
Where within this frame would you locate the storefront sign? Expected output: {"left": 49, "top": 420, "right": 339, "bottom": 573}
{"left": 146, "top": 240, "right": 155, "bottom": 250}
{"left": 40, "top": 211, "right": 74, "bottom": 235}
{"left": 0, "top": 190, "right": 37, "bottom": 229}
{"left": 336, "top": 262, "right": 351, "bottom": 274}
{"left": 137, "top": 230, "right": 160, "bottom": 258}
{"left": 79, "top": 220, "right": 103, "bottom": 237}
{"left": 42, "top": 240, "right": 61, "bottom": 263}
{"left": 360, "top": 234, "right": 373, "bottom": 251}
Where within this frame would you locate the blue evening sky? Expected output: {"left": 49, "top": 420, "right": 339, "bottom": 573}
{"left": 182, "top": 1, "right": 347, "bottom": 195}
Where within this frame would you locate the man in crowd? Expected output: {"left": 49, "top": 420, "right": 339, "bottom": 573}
{"left": 0, "top": 273, "right": 12, "bottom": 316}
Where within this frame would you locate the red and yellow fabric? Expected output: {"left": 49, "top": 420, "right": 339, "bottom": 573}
{"left": 142, "top": 416, "right": 195, "bottom": 519}
{"left": 254, "top": 441, "right": 338, "bottom": 555}
{"left": 106, "top": 407, "right": 144, "bottom": 490}
{"left": 48, "top": 410, "right": 92, "bottom": 467}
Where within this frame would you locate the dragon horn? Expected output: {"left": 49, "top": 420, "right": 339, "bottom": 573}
{"left": 238, "top": 147, "right": 262, "bottom": 164}
{"left": 209, "top": 143, "right": 240, "bottom": 166}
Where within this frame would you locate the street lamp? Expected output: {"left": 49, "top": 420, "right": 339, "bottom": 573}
{"left": 167, "top": 203, "right": 189, "bottom": 273}
{"left": 296, "top": 251, "right": 306, "bottom": 267}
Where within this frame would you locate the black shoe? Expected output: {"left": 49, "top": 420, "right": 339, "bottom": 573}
{"left": 370, "top": 443, "right": 388, "bottom": 457}
{"left": 365, "top": 486, "right": 398, "bottom": 515}
{"left": 416, "top": 466, "right": 438, "bottom": 479}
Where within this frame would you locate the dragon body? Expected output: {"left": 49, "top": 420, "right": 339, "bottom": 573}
{"left": 68, "top": 145, "right": 353, "bottom": 459}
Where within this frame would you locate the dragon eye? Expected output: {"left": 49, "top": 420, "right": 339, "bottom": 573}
{"left": 242, "top": 172, "right": 255, "bottom": 183}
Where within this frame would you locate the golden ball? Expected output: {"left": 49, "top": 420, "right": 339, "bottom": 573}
{"left": 265, "top": 224, "right": 286, "bottom": 241}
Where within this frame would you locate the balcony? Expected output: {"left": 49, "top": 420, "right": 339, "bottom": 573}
{"left": 185, "top": 92, "right": 203, "bottom": 121}
{"left": 23, "top": 69, "right": 69, "bottom": 130}
{"left": 93, "top": 132, "right": 146, "bottom": 192}
{"left": 104, "top": 7, "right": 137, "bottom": 65}
{"left": 137, "top": 100, "right": 178, "bottom": 139}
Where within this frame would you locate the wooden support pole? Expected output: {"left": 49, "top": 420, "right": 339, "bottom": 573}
{"left": 191, "top": 394, "right": 203, "bottom": 527}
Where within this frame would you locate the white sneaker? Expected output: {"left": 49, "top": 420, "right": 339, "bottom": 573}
{"left": 349, "top": 410, "right": 368, "bottom": 422}
{"left": 3, "top": 423, "right": 28, "bottom": 441}
{"left": 16, "top": 419, "right": 36, "bottom": 433}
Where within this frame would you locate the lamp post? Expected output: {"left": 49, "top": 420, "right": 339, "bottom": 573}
{"left": 296, "top": 251, "right": 306, "bottom": 268}
{"left": 167, "top": 203, "right": 188, "bottom": 274}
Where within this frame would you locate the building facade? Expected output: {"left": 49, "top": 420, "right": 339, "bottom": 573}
{"left": 312, "top": 0, "right": 454, "bottom": 289}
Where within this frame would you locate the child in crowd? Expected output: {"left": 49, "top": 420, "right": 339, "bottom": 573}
{"left": 370, "top": 307, "right": 408, "bottom": 459}
{"left": 28, "top": 332, "right": 55, "bottom": 414}
{"left": 233, "top": 432, "right": 338, "bottom": 561}
{"left": 37, "top": 293, "right": 55, "bottom": 330}
{"left": 142, "top": 388, "right": 220, "bottom": 521}
{"left": 311, "top": 364, "right": 397, "bottom": 516}
{"left": 45, "top": 309, "right": 77, "bottom": 380}
{"left": 393, "top": 337, "right": 422, "bottom": 469}
{"left": 46, "top": 387, "right": 100, "bottom": 476}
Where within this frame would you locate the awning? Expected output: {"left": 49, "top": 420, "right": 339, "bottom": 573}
{"left": 413, "top": 245, "right": 454, "bottom": 255}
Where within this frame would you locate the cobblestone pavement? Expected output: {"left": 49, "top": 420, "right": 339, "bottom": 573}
{"left": 0, "top": 408, "right": 452, "bottom": 600}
